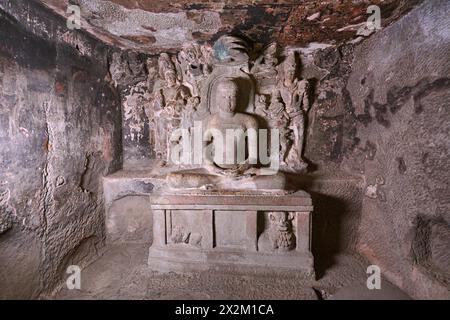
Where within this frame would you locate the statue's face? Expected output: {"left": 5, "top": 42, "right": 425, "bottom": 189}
{"left": 217, "top": 82, "right": 238, "bottom": 114}
{"left": 269, "top": 212, "right": 293, "bottom": 231}
{"left": 284, "top": 67, "right": 296, "bottom": 85}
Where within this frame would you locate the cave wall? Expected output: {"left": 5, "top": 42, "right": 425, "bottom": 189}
{"left": 0, "top": 0, "right": 122, "bottom": 298}
{"left": 344, "top": 0, "right": 450, "bottom": 299}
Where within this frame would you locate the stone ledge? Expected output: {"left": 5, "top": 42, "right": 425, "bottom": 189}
{"left": 148, "top": 246, "right": 315, "bottom": 278}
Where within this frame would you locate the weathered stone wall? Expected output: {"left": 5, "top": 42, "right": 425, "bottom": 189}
{"left": 344, "top": 0, "right": 450, "bottom": 299}
{"left": 290, "top": 1, "right": 449, "bottom": 298}
{"left": 0, "top": 0, "right": 122, "bottom": 298}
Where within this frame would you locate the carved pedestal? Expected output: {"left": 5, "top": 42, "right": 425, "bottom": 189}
{"left": 148, "top": 191, "right": 314, "bottom": 278}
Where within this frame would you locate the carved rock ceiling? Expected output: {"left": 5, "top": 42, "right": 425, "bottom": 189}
{"left": 37, "top": 0, "right": 421, "bottom": 53}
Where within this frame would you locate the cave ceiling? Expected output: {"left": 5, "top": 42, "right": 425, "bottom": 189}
{"left": 36, "top": 0, "right": 421, "bottom": 53}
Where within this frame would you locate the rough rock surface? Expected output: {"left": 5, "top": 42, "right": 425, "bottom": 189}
{"left": 345, "top": 0, "right": 450, "bottom": 299}
{"left": 38, "top": 0, "right": 421, "bottom": 53}
{"left": 0, "top": 1, "right": 122, "bottom": 298}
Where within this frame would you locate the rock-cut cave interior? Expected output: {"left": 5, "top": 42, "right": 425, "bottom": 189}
{"left": 0, "top": 0, "right": 449, "bottom": 301}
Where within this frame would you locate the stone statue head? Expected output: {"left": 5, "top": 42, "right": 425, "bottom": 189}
{"left": 216, "top": 79, "right": 239, "bottom": 115}
{"left": 269, "top": 212, "right": 294, "bottom": 232}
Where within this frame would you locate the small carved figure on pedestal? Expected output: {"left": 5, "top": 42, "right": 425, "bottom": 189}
{"left": 171, "top": 225, "right": 202, "bottom": 247}
{"left": 259, "top": 211, "right": 296, "bottom": 252}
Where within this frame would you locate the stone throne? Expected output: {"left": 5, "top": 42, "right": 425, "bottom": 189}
{"left": 147, "top": 34, "right": 315, "bottom": 277}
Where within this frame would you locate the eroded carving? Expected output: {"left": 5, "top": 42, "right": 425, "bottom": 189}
{"left": 138, "top": 34, "right": 313, "bottom": 177}
{"left": 279, "top": 51, "right": 311, "bottom": 171}
{"left": 150, "top": 53, "right": 192, "bottom": 160}
{"left": 170, "top": 225, "right": 202, "bottom": 247}
{"left": 268, "top": 212, "right": 296, "bottom": 251}
{"left": 266, "top": 90, "right": 292, "bottom": 166}
{"left": 259, "top": 211, "right": 296, "bottom": 252}
{"left": 0, "top": 188, "right": 14, "bottom": 234}
{"left": 251, "top": 42, "right": 278, "bottom": 94}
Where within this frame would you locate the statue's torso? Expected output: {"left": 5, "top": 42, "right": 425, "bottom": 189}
{"left": 206, "top": 113, "right": 258, "bottom": 169}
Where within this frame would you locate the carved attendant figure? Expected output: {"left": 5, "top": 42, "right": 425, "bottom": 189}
{"left": 280, "top": 51, "right": 310, "bottom": 170}
{"left": 252, "top": 42, "right": 278, "bottom": 93}
{"left": 151, "top": 53, "right": 191, "bottom": 160}
{"left": 266, "top": 90, "right": 291, "bottom": 165}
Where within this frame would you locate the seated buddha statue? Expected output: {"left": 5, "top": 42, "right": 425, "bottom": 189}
{"left": 166, "top": 78, "right": 287, "bottom": 193}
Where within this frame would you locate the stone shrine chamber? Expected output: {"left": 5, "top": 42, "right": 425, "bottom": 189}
{"left": 2, "top": 0, "right": 449, "bottom": 300}
{"left": 144, "top": 34, "right": 315, "bottom": 276}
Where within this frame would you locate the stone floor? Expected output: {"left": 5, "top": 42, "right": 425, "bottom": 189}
{"left": 54, "top": 244, "right": 409, "bottom": 300}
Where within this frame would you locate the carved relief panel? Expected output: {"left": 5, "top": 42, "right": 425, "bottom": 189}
{"left": 144, "top": 34, "right": 313, "bottom": 172}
